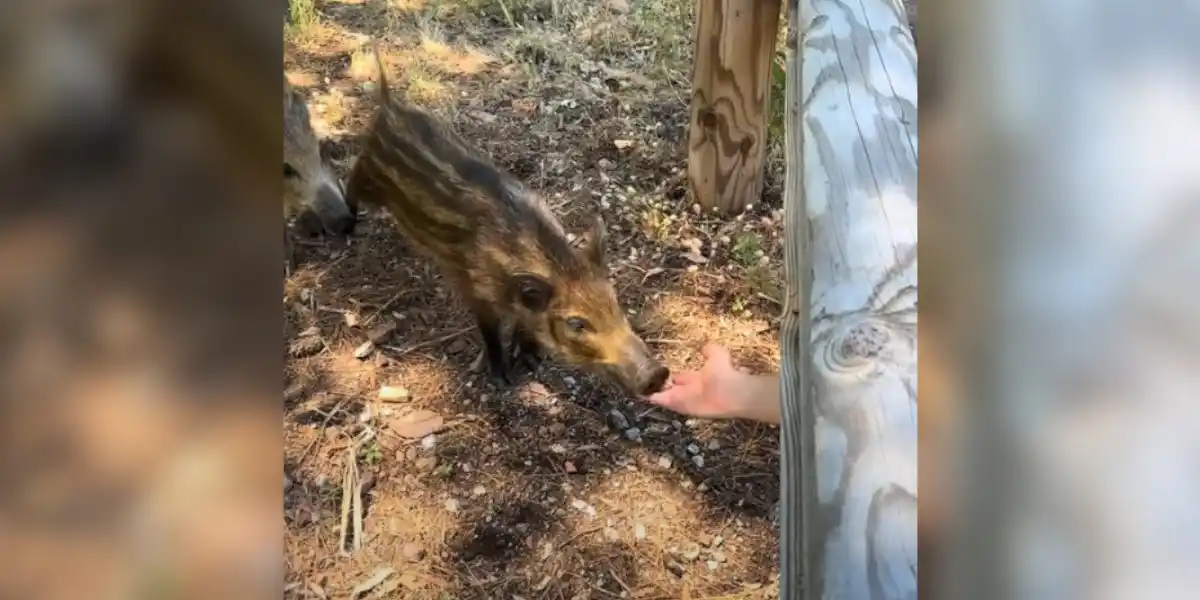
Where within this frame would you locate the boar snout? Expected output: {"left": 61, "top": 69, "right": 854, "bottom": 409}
{"left": 639, "top": 363, "right": 670, "bottom": 396}
{"left": 609, "top": 336, "right": 669, "bottom": 396}
{"left": 314, "top": 180, "right": 356, "bottom": 236}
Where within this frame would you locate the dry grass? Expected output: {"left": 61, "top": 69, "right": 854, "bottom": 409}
{"left": 284, "top": 0, "right": 793, "bottom": 597}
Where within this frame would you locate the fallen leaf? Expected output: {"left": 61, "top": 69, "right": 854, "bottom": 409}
{"left": 387, "top": 409, "right": 445, "bottom": 438}
{"left": 350, "top": 568, "right": 395, "bottom": 599}
{"left": 512, "top": 98, "right": 538, "bottom": 115}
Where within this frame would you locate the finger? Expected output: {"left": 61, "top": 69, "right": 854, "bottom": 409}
{"left": 647, "top": 388, "right": 685, "bottom": 408}
{"left": 649, "top": 380, "right": 701, "bottom": 405}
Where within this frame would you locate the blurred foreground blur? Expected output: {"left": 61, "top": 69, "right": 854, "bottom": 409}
{"left": 0, "top": 1, "right": 281, "bottom": 599}
{"left": 922, "top": 0, "right": 1200, "bottom": 598}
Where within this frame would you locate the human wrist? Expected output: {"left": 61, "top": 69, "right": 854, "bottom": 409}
{"left": 724, "top": 372, "right": 781, "bottom": 424}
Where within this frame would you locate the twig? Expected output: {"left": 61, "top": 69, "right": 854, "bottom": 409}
{"left": 295, "top": 398, "right": 349, "bottom": 467}
{"left": 645, "top": 338, "right": 686, "bottom": 345}
{"left": 381, "top": 327, "right": 472, "bottom": 357}
{"left": 756, "top": 292, "right": 782, "bottom": 306}
{"left": 338, "top": 445, "right": 363, "bottom": 555}
{"left": 608, "top": 570, "right": 633, "bottom": 596}
{"left": 495, "top": 0, "right": 516, "bottom": 28}
{"left": 559, "top": 525, "right": 603, "bottom": 549}
{"left": 359, "top": 289, "right": 413, "bottom": 327}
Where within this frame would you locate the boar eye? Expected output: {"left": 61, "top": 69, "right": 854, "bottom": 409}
{"left": 565, "top": 317, "right": 592, "bottom": 334}
{"left": 284, "top": 163, "right": 300, "bottom": 179}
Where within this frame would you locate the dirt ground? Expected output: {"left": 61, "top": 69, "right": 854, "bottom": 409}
{"left": 282, "top": 1, "right": 859, "bottom": 598}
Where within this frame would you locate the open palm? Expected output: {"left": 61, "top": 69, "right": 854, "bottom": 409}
{"left": 647, "top": 344, "right": 747, "bottom": 419}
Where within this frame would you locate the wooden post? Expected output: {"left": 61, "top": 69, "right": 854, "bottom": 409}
{"left": 937, "top": 2, "right": 1200, "bottom": 600}
{"left": 777, "top": 0, "right": 917, "bottom": 599}
{"left": 686, "top": 0, "right": 782, "bottom": 215}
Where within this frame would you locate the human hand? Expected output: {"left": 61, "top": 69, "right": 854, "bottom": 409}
{"left": 646, "top": 343, "right": 751, "bottom": 420}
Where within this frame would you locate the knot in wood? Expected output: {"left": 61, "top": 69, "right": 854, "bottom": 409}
{"left": 838, "top": 320, "right": 888, "bottom": 361}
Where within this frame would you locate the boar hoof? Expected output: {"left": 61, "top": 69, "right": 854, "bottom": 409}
{"left": 471, "top": 348, "right": 513, "bottom": 385}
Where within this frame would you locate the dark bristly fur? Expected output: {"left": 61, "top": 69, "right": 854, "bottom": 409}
{"left": 345, "top": 43, "right": 668, "bottom": 395}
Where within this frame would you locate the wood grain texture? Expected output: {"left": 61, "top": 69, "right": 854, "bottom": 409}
{"left": 777, "top": 1, "right": 917, "bottom": 599}
{"left": 686, "top": 0, "right": 782, "bottom": 215}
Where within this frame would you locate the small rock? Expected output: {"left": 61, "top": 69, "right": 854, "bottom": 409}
{"left": 623, "top": 427, "right": 642, "bottom": 441}
{"left": 445, "top": 337, "right": 468, "bottom": 354}
{"left": 692, "top": 455, "right": 705, "bottom": 468}
{"left": 388, "top": 409, "right": 445, "bottom": 438}
{"left": 686, "top": 443, "right": 701, "bottom": 455}
{"left": 613, "top": 139, "right": 634, "bottom": 150}
{"left": 634, "top": 523, "right": 647, "bottom": 540}
{"left": 605, "top": 0, "right": 630, "bottom": 13}
{"left": 657, "top": 455, "right": 673, "bottom": 469}
{"left": 698, "top": 482, "right": 709, "bottom": 492}
{"left": 598, "top": 158, "right": 615, "bottom": 170}
{"left": 470, "top": 110, "right": 498, "bottom": 123}
{"left": 707, "top": 439, "right": 721, "bottom": 451}
{"left": 472, "top": 485, "right": 487, "bottom": 496}
{"left": 564, "top": 461, "right": 578, "bottom": 474}
{"left": 400, "top": 542, "right": 425, "bottom": 562}
{"left": 368, "top": 321, "right": 397, "bottom": 344}
{"left": 353, "top": 340, "right": 375, "bottom": 359}
{"left": 421, "top": 434, "right": 437, "bottom": 449}
{"left": 563, "top": 376, "right": 576, "bottom": 387}
{"left": 666, "top": 560, "right": 686, "bottom": 578}
{"left": 608, "top": 409, "right": 630, "bottom": 430}
{"left": 550, "top": 443, "right": 568, "bottom": 454}
{"left": 288, "top": 336, "right": 324, "bottom": 358}
{"left": 712, "top": 550, "right": 727, "bottom": 563}
{"left": 379, "top": 386, "right": 410, "bottom": 402}
{"left": 343, "top": 312, "right": 360, "bottom": 328}
{"left": 681, "top": 544, "right": 701, "bottom": 561}
{"left": 445, "top": 499, "right": 460, "bottom": 513}
{"left": 706, "top": 560, "right": 719, "bottom": 571}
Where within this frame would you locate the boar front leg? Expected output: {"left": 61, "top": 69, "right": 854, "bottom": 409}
{"left": 468, "top": 302, "right": 512, "bottom": 385}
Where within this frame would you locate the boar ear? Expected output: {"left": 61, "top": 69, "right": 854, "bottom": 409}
{"left": 509, "top": 273, "right": 555, "bottom": 312}
{"left": 580, "top": 215, "right": 607, "bottom": 267}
